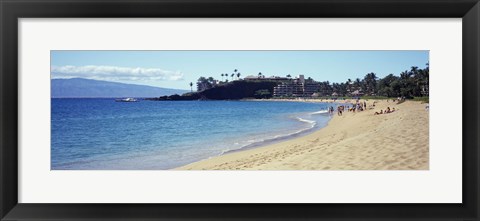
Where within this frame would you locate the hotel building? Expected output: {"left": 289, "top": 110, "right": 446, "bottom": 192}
{"left": 273, "top": 75, "right": 321, "bottom": 97}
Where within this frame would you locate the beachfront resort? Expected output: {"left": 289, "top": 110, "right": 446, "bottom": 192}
{"left": 153, "top": 64, "right": 429, "bottom": 101}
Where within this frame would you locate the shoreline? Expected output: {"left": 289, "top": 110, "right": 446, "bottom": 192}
{"left": 175, "top": 99, "right": 429, "bottom": 170}
{"left": 242, "top": 98, "right": 354, "bottom": 104}
{"left": 222, "top": 113, "right": 328, "bottom": 155}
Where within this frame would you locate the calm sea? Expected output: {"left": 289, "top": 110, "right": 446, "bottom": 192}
{"left": 51, "top": 99, "right": 334, "bottom": 170}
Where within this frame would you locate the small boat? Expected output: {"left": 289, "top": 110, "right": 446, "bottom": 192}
{"left": 115, "top": 98, "right": 138, "bottom": 102}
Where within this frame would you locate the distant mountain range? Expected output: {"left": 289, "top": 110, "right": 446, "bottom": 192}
{"left": 51, "top": 78, "right": 188, "bottom": 98}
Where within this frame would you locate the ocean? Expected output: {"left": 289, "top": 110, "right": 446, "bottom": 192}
{"left": 51, "top": 99, "right": 334, "bottom": 170}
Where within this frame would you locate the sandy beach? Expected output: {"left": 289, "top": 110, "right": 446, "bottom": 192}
{"left": 177, "top": 99, "right": 429, "bottom": 170}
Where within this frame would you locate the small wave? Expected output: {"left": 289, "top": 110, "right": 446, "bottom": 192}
{"left": 296, "top": 117, "right": 316, "bottom": 125}
{"left": 310, "top": 110, "right": 329, "bottom": 115}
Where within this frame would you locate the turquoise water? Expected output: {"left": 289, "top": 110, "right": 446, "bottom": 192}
{"left": 51, "top": 99, "right": 334, "bottom": 170}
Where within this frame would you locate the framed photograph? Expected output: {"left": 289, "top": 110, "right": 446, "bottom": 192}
{"left": 1, "top": 0, "right": 479, "bottom": 220}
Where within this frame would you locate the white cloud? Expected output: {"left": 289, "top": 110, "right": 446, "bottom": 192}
{"left": 51, "top": 65, "right": 184, "bottom": 81}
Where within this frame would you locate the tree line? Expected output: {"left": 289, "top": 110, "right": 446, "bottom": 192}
{"left": 191, "top": 64, "right": 429, "bottom": 98}
{"left": 193, "top": 69, "right": 243, "bottom": 92}
{"left": 316, "top": 64, "right": 429, "bottom": 98}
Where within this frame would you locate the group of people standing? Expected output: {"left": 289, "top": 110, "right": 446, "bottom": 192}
{"left": 348, "top": 100, "right": 367, "bottom": 113}
{"left": 328, "top": 100, "right": 368, "bottom": 116}
{"left": 326, "top": 99, "right": 399, "bottom": 117}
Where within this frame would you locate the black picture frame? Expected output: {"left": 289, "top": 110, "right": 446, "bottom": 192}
{"left": 1, "top": 0, "right": 479, "bottom": 220}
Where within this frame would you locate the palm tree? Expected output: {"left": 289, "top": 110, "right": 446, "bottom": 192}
{"left": 221, "top": 74, "right": 224, "bottom": 81}
{"left": 354, "top": 78, "right": 362, "bottom": 91}
{"left": 363, "top": 73, "right": 377, "bottom": 95}
{"left": 207, "top": 77, "right": 215, "bottom": 84}
{"left": 346, "top": 78, "right": 352, "bottom": 94}
{"left": 237, "top": 72, "right": 241, "bottom": 80}
{"left": 258, "top": 72, "right": 262, "bottom": 78}
{"left": 286, "top": 74, "right": 291, "bottom": 78}
{"left": 410, "top": 66, "right": 419, "bottom": 76}
{"left": 339, "top": 82, "right": 348, "bottom": 96}
{"left": 233, "top": 69, "right": 238, "bottom": 81}
{"left": 400, "top": 71, "right": 410, "bottom": 80}
{"left": 189, "top": 82, "right": 193, "bottom": 92}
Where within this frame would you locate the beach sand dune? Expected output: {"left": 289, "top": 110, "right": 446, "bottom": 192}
{"left": 177, "top": 100, "right": 429, "bottom": 170}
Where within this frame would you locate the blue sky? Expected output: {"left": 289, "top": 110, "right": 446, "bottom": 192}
{"left": 51, "top": 51, "right": 429, "bottom": 90}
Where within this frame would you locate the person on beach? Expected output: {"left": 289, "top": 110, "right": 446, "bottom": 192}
{"left": 338, "top": 106, "right": 344, "bottom": 116}
{"left": 374, "top": 107, "right": 396, "bottom": 115}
